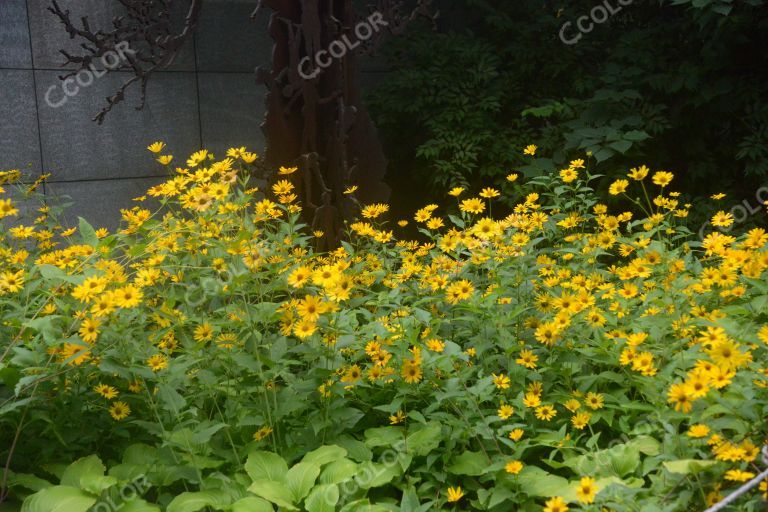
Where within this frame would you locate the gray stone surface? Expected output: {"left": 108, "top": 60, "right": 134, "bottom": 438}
{"left": 36, "top": 70, "right": 201, "bottom": 181}
{"left": 46, "top": 176, "right": 165, "bottom": 231}
{"left": 199, "top": 72, "right": 265, "bottom": 156}
{"left": 27, "top": 0, "right": 195, "bottom": 71}
{"left": 195, "top": 0, "right": 272, "bottom": 72}
{"left": 0, "top": 70, "right": 41, "bottom": 180}
{"left": 0, "top": 0, "right": 32, "bottom": 68}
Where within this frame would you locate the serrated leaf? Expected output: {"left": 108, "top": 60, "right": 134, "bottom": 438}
{"left": 447, "top": 451, "right": 489, "bottom": 476}
{"left": 78, "top": 217, "right": 99, "bottom": 247}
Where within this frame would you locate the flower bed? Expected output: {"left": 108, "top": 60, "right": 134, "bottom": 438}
{"left": 0, "top": 148, "right": 767, "bottom": 511}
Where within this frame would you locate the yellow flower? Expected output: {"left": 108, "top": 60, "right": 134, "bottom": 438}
{"left": 193, "top": 323, "right": 214, "bottom": 343}
{"left": 240, "top": 151, "right": 259, "bottom": 164}
{"left": 0, "top": 270, "right": 25, "bottom": 294}
{"left": 94, "top": 383, "right": 118, "bottom": 399}
{"left": 147, "top": 354, "right": 168, "bottom": 372}
{"left": 609, "top": 179, "right": 629, "bottom": 195}
{"left": 724, "top": 469, "right": 755, "bottom": 482}
{"left": 492, "top": 373, "right": 511, "bottom": 390}
{"left": 516, "top": 349, "right": 538, "bottom": 369}
{"left": 389, "top": 410, "right": 406, "bottom": 424}
{"left": 459, "top": 197, "right": 485, "bottom": 215}
{"left": 446, "top": 279, "right": 474, "bottom": 304}
{"left": 109, "top": 401, "right": 131, "bottom": 420}
{"left": 523, "top": 144, "right": 538, "bottom": 156}
{"left": 253, "top": 425, "right": 273, "bottom": 441}
{"left": 584, "top": 392, "right": 605, "bottom": 410}
{"left": 479, "top": 187, "right": 500, "bottom": 199}
{"left": 497, "top": 404, "right": 514, "bottom": 419}
{"left": 652, "top": 171, "right": 674, "bottom": 187}
{"left": 560, "top": 168, "right": 578, "bottom": 183}
{"left": 156, "top": 155, "right": 173, "bottom": 165}
{"left": 575, "top": 476, "right": 598, "bottom": 504}
{"left": 506, "top": 173, "right": 519, "bottom": 182}
{"left": 711, "top": 192, "right": 726, "bottom": 200}
{"left": 571, "top": 412, "right": 591, "bottom": 430}
{"left": 711, "top": 211, "right": 734, "bottom": 228}
{"left": 505, "top": 460, "right": 523, "bottom": 474}
{"left": 147, "top": 141, "right": 165, "bottom": 153}
{"left": 508, "top": 428, "right": 524, "bottom": 441}
{"left": 535, "top": 404, "right": 557, "bottom": 421}
{"left": 448, "top": 187, "right": 465, "bottom": 196}
{"left": 279, "top": 166, "right": 298, "bottom": 175}
{"left": 344, "top": 185, "right": 358, "bottom": 194}
{"left": 294, "top": 319, "right": 318, "bottom": 339}
{"left": 687, "top": 424, "right": 710, "bottom": 438}
{"left": 628, "top": 165, "right": 649, "bottom": 180}
{"left": 446, "top": 486, "right": 465, "bottom": 503}
{"left": 272, "top": 179, "right": 294, "bottom": 196}
{"left": 542, "top": 496, "right": 569, "bottom": 512}
{"left": 78, "top": 318, "right": 101, "bottom": 344}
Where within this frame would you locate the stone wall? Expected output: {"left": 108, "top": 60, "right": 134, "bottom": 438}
{"left": 1, "top": 0, "right": 388, "bottom": 230}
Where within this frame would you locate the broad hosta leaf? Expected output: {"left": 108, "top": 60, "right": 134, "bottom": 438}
{"left": 247, "top": 480, "right": 297, "bottom": 510}
{"left": 319, "top": 459, "right": 358, "bottom": 485}
{"left": 245, "top": 451, "right": 289, "bottom": 482}
{"left": 305, "top": 484, "right": 339, "bottom": 512}
{"left": 166, "top": 490, "right": 231, "bottom": 512}
{"left": 302, "top": 445, "right": 347, "bottom": 466}
{"left": 230, "top": 496, "right": 273, "bottom": 512}
{"left": 286, "top": 462, "right": 321, "bottom": 501}
{"left": 78, "top": 474, "right": 117, "bottom": 495}
{"left": 60, "top": 455, "right": 105, "bottom": 489}
{"left": 21, "top": 486, "right": 96, "bottom": 512}
{"left": 118, "top": 499, "right": 162, "bottom": 512}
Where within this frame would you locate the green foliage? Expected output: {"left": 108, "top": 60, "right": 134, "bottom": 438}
{"left": 370, "top": 0, "right": 768, "bottom": 202}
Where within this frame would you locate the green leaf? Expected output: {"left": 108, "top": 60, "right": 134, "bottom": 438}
{"left": 231, "top": 497, "right": 273, "bottom": 512}
{"left": 516, "top": 467, "right": 570, "bottom": 497}
{"left": 404, "top": 423, "right": 441, "bottom": 456}
{"left": 60, "top": 455, "right": 105, "bottom": 489}
{"left": 319, "top": 459, "right": 358, "bottom": 485}
{"left": 8, "top": 473, "right": 53, "bottom": 492}
{"left": 78, "top": 474, "right": 117, "bottom": 495}
{"left": 608, "top": 140, "right": 632, "bottom": 154}
{"left": 364, "top": 427, "right": 403, "bottom": 448}
{"left": 663, "top": 460, "right": 718, "bottom": 475}
{"left": 166, "top": 490, "right": 231, "bottom": 512}
{"left": 447, "top": 451, "right": 489, "bottom": 476}
{"left": 78, "top": 217, "right": 99, "bottom": 247}
{"left": 247, "top": 480, "right": 297, "bottom": 510}
{"left": 21, "top": 486, "right": 97, "bottom": 512}
{"left": 245, "top": 451, "right": 289, "bottom": 482}
{"left": 302, "top": 445, "right": 347, "bottom": 466}
{"left": 118, "top": 500, "right": 162, "bottom": 512}
{"left": 286, "top": 462, "right": 320, "bottom": 502}
{"left": 305, "top": 484, "right": 339, "bottom": 512}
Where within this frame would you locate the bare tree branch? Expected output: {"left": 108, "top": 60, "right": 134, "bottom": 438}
{"left": 48, "top": 0, "right": 202, "bottom": 124}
